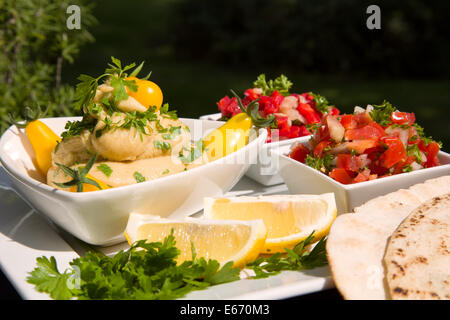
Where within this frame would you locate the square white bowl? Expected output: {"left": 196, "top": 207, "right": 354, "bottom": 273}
{"left": 274, "top": 142, "right": 450, "bottom": 214}
{"left": 0, "top": 117, "right": 267, "bottom": 246}
{"left": 200, "top": 113, "right": 311, "bottom": 186}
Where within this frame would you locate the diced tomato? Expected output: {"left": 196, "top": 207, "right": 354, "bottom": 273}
{"left": 379, "top": 137, "right": 406, "bottom": 168}
{"left": 297, "top": 102, "right": 321, "bottom": 124}
{"left": 329, "top": 168, "right": 353, "bottom": 184}
{"left": 425, "top": 141, "right": 440, "bottom": 168}
{"left": 347, "top": 140, "right": 379, "bottom": 154}
{"left": 298, "top": 125, "right": 311, "bottom": 137}
{"left": 337, "top": 154, "right": 362, "bottom": 172}
{"left": 393, "top": 155, "right": 415, "bottom": 174}
{"left": 313, "top": 141, "right": 331, "bottom": 158}
{"left": 329, "top": 107, "right": 340, "bottom": 116}
{"left": 270, "top": 90, "right": 284, "bottom": 107}
{"left": 289, "top": 143, "right": 310, "bottom": 163}
{"left": 279, "top": 125, "right": 291, "bottom": 138}
{"left": 289, "top": 125, "right": 301, "bottom": 139}
{"left": 391, "top": 111, "right": 416, "bottom": 125}
{"left": 217, "top": 96, "right": 241, "bottom": 117}
{"left": 266, "top": 127, "right": 272, "bottom": 143}
{"left": 353, "top": 168, "right": 371, "bottom": 183}
{"left": 426, "top": 141, "right": 440, "bottom": 159}
{"left": 276, "top": 115, "right": 289, "bottom": 128}
{"left": 263, "top": 100, "right": 278, "bottom": 115}
{"left": 345, "top": 122, "right": 386, "bottom": 141}
{"left": 426, "top": 156, "right": 440, "bottom": 168}
{"left": 313, "top": 125, "right": 330, "bottom": 143}
{"left": 243, "top": 88, "right": 262, "bottom": 103}
{"left": 340, "top": 114, "right": 357, "bottom": 130}
{"left": 257, "top": 95, "right": 270, "bottom": 112}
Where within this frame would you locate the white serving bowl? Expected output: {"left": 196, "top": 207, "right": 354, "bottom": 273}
{"left": 200, "top": 113, "right": 311, "bottom": 186}
{"left": 0, "top": 117, "right": 267, "bottom": 246}
{"left": 274, "top": 143, "right": 450, "bottom": 214}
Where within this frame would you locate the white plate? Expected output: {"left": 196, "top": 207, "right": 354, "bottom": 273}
{"left": 0, "top": 169, "right": 333, "bottom": 300}
{"left": 0, "top": 117, "right": 266, "bottom": 246}
{"left": 199, "top": 113, "right": 311, "bottom": 186}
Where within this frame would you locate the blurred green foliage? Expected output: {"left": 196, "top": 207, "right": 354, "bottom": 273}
{"left": 1, "top": 0, "right": 448, "bottom": 147}
{"left": 0, "top": 0, "right": 96, "bottom": 132}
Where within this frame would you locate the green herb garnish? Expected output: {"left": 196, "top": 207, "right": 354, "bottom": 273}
{"left": 133, "top": 171, "right": 146, "bottom": 183}
{"left": 179, "top": 139, "right": 204, "bottom": 164}
{"left": 96, "top": 163, "right": 112, "bottom": 177}
{"left": 246, "top": 232, "right": 328, "bottom": 279}
{"left": 28, "top": 230, "right": 328, "bottom": 300}
{"left": 74, "top": 57, "right": 145, "bottom": 111}
{"left": 27, "top": 232, "right": 240, "bottom": 300}
{"left": 310, "top": 92, "right": 330, "bottom": 114}
{"left": 407, "top": 144, "right": 423, "bottom": 163}
{"left": 154, "top": 140, "right": 172, "bottom": 151}
{"left": 253, "top": 74, "right": 293, "bottom": 96}
{"left": 305, "top": 153, "right": 334, "bottom": 173}
{"left": 369, "top": 100, "right": 396, "bottom": 126}
{"left": 53, "top": 153, "right": 101, "bottom": 192}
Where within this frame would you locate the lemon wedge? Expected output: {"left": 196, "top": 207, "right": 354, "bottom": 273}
{"left": 124, "top": 214, "right": 267, "bottom": 268}
{"left": 203, "top": 193, "right": 337, "bottom": 253}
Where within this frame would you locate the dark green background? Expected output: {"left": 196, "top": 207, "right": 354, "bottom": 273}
{"left": 63, "top": 0, "right": 450, "bottom": 148}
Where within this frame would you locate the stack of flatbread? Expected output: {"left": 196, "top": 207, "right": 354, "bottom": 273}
{"left": 326, "top": 175, "right": 450, "bottom": 300}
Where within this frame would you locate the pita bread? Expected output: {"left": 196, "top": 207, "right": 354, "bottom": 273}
{"left": 326, "top": 175, "right": 450, "bottom": 300}
{"left": 384, "top": 194, "right": 450, "bottom": 300}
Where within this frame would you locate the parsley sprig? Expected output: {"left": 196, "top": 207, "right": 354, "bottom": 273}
{"left": 246, "top": 232, "right": 328, "bottom": 278}
{"left": 369, "top": 100, "right": 397, "bottom": 126}
{"left": 253, "top": 74, "right": 293, "bottom": 96}
{"left": 28, "top": 230, "right": 328, "bottom": 300}
{"left": 27, "top": 231, "right": 240, "bottom": 300}
{"left": 74, "top": 56, "right": 146, "bottom": 111}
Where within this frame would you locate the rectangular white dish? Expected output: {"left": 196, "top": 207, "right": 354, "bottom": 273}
{"left": 199, "top": 113, "right": 311, "bottom": 186}
{"left": 274, "top": 143, "right": 450, "bottom": 214}
{"left": 0, "top": 117, "right": 267, "bottom": 246}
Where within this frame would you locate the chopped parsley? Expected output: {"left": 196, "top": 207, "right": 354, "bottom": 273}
{"left": 305, "top": 154, "right": 334, "bottom": 173}
{"left": 133, "top": 171, "right": 146, "bottom": 183}
{"left": 310, "top": 92, "right": 330, "bottom": 114}
{"left": 161, "top": 169, "right": 170, "bottom": 175}
{"left": 369, "top": 100, "right": 396, "bottom": 126}
{"left": 179, "top": 139, "right": 204, "bottom": 164}
{"left": 96, "top": 163, "right": 112, "bottom": 177}
{"left": 154, "top": 140, "right": 172, "bottom": 151}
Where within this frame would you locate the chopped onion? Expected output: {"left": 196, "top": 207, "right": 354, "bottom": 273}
{"left": 329, "top": 142, "right": 349, "bottom": 154}
{"left": 354, "top": 106, "right": 365, "bottom": 114}
{"left": 411, "top": 161, "right": 423, "bottom": 171}
{"left": 326, "top": 116, "right": 345, "bottom": 143}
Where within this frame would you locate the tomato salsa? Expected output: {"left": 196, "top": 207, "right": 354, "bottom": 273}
{"left": 216, "top": 74, "right": 339, "bottom": 142}
{"left": 288, "top": 101, "right": 442, "bottom": 184}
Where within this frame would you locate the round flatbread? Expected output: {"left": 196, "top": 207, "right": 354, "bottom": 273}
{"left": 384, "top": 194, "right": 450, "bottom": 300}
{"left": 326, "top": 175, "right": 450, "bottom": 300}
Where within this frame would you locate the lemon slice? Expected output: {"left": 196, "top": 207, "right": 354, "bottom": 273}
{"left": 124, "top": 214, "right": 267, "bottom": 268}
{"left": 203, "top": 193, "right": 337, "bottom": 253}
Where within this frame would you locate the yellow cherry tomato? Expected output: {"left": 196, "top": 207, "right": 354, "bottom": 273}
{"left": 203, "top": 112, "right": 253, "bottom": 161}
{"left": 68, "top": 174, "right": 110, "bottom": 193}
{"left": 25, "top": 120, "right": 61, "bottom": 176}
{"left": 126, "top": 76, "right": 163, "bottom": 111}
